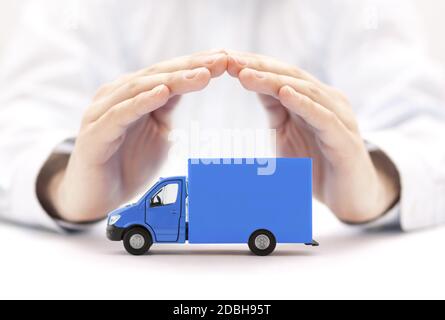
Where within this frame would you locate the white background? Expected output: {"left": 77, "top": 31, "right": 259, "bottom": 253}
{"left": 0, "top": 1, "right": 445, "bottom": 300}
{"left": 1, "top": 204, "right": 445, "bottom": 300}
{"left": 1, "top": 0, "right": 445, "bottom": 64}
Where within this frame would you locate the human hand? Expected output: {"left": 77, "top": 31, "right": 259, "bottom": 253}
{"left": 41, "top": 50, "right": 227, "bottom": 223}
{"left": 227, "top": 51, "right": 400, "bottom": 223}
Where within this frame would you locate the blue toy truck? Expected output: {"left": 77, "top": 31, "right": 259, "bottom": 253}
{"left": 107, "top": 158, "right": 317, "bottom": 256}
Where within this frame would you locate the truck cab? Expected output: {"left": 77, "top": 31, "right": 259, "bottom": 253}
{"left": 107, "top": 176, "right": 188, "bottom": 255}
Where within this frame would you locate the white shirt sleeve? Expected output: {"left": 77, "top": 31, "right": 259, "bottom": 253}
{"left": 0, "top": 0, "right": 125, "bottom": 231}
{"left": 326, "top": 0, "right": 445, "bottom": 231}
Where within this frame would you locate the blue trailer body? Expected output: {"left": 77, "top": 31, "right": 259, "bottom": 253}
{"left": 107, "top": 158, "right": 315, "bottom": 255}
{"left": 188, "top": 159, "right": 313, "bottom": 244}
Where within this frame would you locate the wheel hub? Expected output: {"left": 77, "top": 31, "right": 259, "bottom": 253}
{"left": 129, "top": 234, "right": 145, "bottom": 250}
{"left": 255, "top": 235, "right": 271, "bottom": 250}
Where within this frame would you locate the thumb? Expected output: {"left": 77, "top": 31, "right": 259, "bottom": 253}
{"left": 259, "top": 94, "right": 289, "bottom": 130}
{"left": 151, "top": 95, "right": 181, "bottom": 131}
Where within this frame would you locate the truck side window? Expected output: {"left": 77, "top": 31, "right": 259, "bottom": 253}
{"left": 150, "top": 183, "right": 179, "bottom": 207}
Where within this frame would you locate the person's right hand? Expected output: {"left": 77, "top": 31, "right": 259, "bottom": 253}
{"left": 42, "top": 51, "right": 227, "bottom": 223}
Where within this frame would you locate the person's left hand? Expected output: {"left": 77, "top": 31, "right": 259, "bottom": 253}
{"left": 227, "top": 51, "right": 400, "bottom": 223}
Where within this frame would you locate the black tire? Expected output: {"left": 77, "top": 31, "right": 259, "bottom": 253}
{"left": 123, "top": 227, "right": 153, "bottom": 256}
{"left": 248, "top": 230, "right": 277, "bottom": 256}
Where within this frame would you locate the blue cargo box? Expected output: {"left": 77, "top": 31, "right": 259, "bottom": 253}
{"left": 188, "top": 158, "right": 313, "bottom": 244}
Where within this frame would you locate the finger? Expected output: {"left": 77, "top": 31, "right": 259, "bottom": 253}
{"left": 86, "top": 67, "right": 211, "bottom": 123}
{"left": 227, "top": 51, "right": 323, "bottom": 86}
{"left": 137, "top": 51, "right": 228, "bottom": 78}
{"left": 93, "top": 85, "right": 171, "bottom": 142}
{"left": 239, "top": 68, "right": 334, "bottom": 110}
{"left": 278, "top": 86, "right": 348, "bottom": 147}
{"left": 94, "top": 50, "right": 227, "bottom": 99}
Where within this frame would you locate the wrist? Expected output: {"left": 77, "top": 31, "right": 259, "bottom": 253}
{"left": 371, "top": 149, "right": 401, "bottom": 216}
{"left": 331, "top": 149, "right": 400, "bottom": 225}
{"left": 36, "top": 153, "right": 69, "bottom": 220}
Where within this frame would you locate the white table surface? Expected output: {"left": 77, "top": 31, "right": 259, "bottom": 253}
{"left": 1, "top": 203, "right": 444, "bottom": 300}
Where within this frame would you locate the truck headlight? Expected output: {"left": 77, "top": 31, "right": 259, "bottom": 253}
{"left": 109, "top": 215, "right": 121, "bottom": 226}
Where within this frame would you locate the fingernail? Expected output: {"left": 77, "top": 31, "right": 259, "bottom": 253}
{"left": 255, "top": 70, "right": 265, "bottom": 79}
{"left": 204, "top": 53, "right": 224, "bottom": 65}
{"left": 286, "top": 86, "right": 297, "bottom": 96}
{"left": 153, "top": 85, "right": 166, "bottom": 95}
{"left": 209, "top": 48, "right": 226, "bottom": 54}
{"left": 235, "top": 56, "right": 248, "bottom": 66}
{"left": 184, "top": 69, "right": 202, "bottom": 80}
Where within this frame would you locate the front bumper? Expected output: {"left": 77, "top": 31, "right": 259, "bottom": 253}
{"left": 107, "top": 225, "right": 125, "bottom": 241}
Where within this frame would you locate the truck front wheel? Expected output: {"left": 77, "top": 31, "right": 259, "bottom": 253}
{"left": 248, "top": 230, "right": 277, "bottom": 256}
{"left": 123, "top": 227, "right": 153, "bottom": 256}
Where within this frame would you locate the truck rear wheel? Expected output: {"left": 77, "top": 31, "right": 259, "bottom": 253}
{"left": 123, "top": 227, "right": 153, "bottom": 256}
{"left": 248, "top": 230, "right": 277, "bottom": 256}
